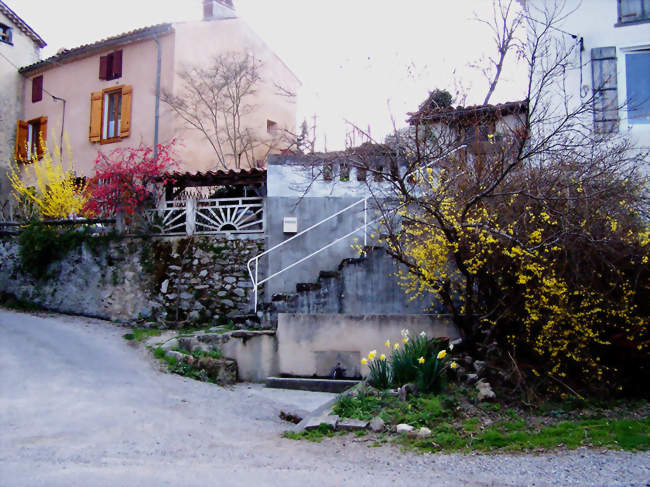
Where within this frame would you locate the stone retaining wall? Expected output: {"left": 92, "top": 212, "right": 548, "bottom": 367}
{"left": 0, "top": 235, "right": 264, "bottom": 322}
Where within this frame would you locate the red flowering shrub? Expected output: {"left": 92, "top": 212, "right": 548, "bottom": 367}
{"left": 83, "top": 142, "right": 178, "bottom": 218}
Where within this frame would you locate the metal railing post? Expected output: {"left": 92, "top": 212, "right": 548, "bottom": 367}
{"left": 254, "top": 259, "right": 259, "bottom": 313}
{"left": 364, "top": 198, "right": 367, "bottom": 246}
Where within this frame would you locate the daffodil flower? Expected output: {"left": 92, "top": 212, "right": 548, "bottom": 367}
{"left": 437, "top": 350, "right": 447, "bottom": 360}
{"left": 450, "top": 362, "right": 458, "bottom": 369}
{"left": 393, "top": 343, "right": 400, "bottom": 350}
{"left": 419, "top": 331, "right": 427, "bottom": 338}
{"left": 368, "top": 350, "right": 377, "bottom": 360}
{"left": 402, "top": 337, "right": 409, "bottom": 343}
{"left": 417, "top": 356, "right": 425, "bottom": 364}
{"left": 384, "top": 340, "right": 391, "bottom": 348}
{"left": 361, "top": 358, "right": 367, "bottom": 365}
{"left": 380, "top": 354, "right": 386, "bottom": 361}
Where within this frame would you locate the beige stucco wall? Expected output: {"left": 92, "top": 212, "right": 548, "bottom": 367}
{"left": 171, "top": 18, "right": 300, "bottom": 172}
{"left": 0, "top": 10, "right": 41, "bottom": 207}
{"left": 19, "top": 32, "right": 176, "bottom": 181}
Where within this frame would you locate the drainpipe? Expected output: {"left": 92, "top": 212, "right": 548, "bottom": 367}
{"left": 152, "top": 34, "right": 162, "bottom": 161}
{"left": 51, "top": 95, "right": 66, "bottom": 156}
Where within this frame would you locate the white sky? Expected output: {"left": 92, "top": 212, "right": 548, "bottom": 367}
{"left": 11, "top": 0, "right": 527, "bottom": 150}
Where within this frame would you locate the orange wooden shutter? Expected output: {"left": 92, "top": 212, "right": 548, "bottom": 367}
{"left": 120, "top": 85, "right": 132, "bottom": 137}
{"left": 37, "top": 116, "right": 48, "bottom": 158}
{"left": 89, "top": 91, "right": 103, "bottom": 142}
{"left": 15, "top": 120, "right": 28, "bottom": 162}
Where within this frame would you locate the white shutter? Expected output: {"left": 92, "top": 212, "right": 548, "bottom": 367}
{"left": 591, "top": 47, "right": 618, "bottom": 134}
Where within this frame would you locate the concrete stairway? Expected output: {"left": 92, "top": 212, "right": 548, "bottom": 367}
{"left": 260, "top": 246, "right": 443, "bottom": 328}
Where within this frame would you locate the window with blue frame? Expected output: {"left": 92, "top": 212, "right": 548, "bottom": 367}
{"left": 0, "top": 23, "right": 12, "bottom": 44}
{"left": 625, "top": 51, "right": 650, "bottom": 124}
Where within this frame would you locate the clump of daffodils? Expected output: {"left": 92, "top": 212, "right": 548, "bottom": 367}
{"left": 361, "top": 329, "right": 458, "bottom": 394}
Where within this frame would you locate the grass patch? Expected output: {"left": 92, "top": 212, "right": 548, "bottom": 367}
{"left": 402, "top": 417, "right": 650, "bottom": 453}
{"left": 152, "top": 346, "right": 223, "bottom": 383}
{"left": 122, "top": 328, "right": 162, "bottom": 342}
{"left": 282, "top": 424, "right": 341, "bottom": 442}
{"left": 332, "top": 384, "right": 649, "bottom": 453}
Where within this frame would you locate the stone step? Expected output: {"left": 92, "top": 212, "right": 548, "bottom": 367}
{"left": 265, "top": 376, "right": 359, "bottom": 393}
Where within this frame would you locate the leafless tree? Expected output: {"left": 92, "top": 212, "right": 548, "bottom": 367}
{"left": 161, "top": 52, "right": 276, "bottom": 170}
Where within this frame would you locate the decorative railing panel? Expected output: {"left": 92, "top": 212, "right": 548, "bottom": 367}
{"left": 195, "top": 197, "right": 264, "bottom": 234}
{"left": 144, "top": 197, "right": 263, "bottom": 236}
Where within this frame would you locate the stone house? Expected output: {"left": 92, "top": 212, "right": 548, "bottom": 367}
{"left": 0, "top": 0, "right": 45, "bottom": 213}
{"left": 406, "top": 99, "right": 529, "bottom": 158}
{"left": 11, "top": 0, "right": 300, "bottom": 190}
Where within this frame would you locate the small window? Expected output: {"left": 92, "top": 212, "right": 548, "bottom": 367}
{"left": 267, "top": 119, "right": 278, "bottom": 134}
{"left": 374, "top": 165, "right": 384, "bottom": 182}
{"left": 339, "top": 163, "right": 350, "bottom": 181}
{"left": 0, "top": 23, "right": 12, "bottom": 45}
{"left": 32, "top": 76, "right": 43, "bottom": 103}
{"left": 103, "top": 89, "right": 122, "bottom": 140}
{"left": 617, "top": 0, "right": 650, "bottom": 24}
{"left": 89, "top": 86, "right": 132, "bottom": 143}
{"left": 99, "top": 50, "right": 123, "bottom": 80}
{"left": 322, "top": 163, "right": 333, "bottom": 181}
{"left": 356, "top": 165, "right": 367, "bottom": 181}
{"left": 15, "top": 117, "right": 47, "bottom": 162}
{"left": 625, "top": 51, "right": 650, "bottom": 124}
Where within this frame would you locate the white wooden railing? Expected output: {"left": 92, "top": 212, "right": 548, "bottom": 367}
{"left": 144, "top": 197, "right": 264, "bottom": 236}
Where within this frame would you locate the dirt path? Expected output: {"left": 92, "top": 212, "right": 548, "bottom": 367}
{"left": 0, "top": 309, "right": 647, "bottom": 487}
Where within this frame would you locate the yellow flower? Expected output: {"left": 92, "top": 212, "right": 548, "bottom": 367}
{"left": 368, "top": 350, "right": 377, "bottom": 360}
{"left": 361, "top": 358, "right": 367, "bottom": 365}
{"left": 394, "top": 343, "right": 400, "bottom": 350}
{"left": 450, "top": 362, "right": 458, "bottom": 369}
{"left": 417, "top": 356, "right": 425, "bottom": 364}
{"left": 437, "top": 350, "right": 447, "bottom": 360}
{"left": 380, "top": 354, "right": 386, "bottom": 361}
{"left": 384, "top": 340, "right": 391, "bottom": 348}
{"left": 402, "top": 337, "right": 409, "bottom": 343}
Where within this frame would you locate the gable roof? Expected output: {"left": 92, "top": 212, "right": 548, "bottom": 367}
{"left": 19, "top": 23, "right": 172, "bottom": 75}
{"left": 407, "top": 100, "right": 528, "bottom": 125}
{"left": 0, "top": 0, "right": 46, "bottom": 48}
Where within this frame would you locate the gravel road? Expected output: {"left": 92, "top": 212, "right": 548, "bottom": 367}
{"left": 0, "top": 309, "right": 648, "bottom": 487}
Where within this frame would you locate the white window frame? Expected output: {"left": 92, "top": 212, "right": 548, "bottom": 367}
{"left": 617, "top": 43, "right": 650, "bottom": 135}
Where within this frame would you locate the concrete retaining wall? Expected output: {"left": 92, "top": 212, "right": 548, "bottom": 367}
{"left": 276, "top": 313, "right": 460, "bottom": 378}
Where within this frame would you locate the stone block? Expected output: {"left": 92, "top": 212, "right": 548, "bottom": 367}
{"left": 197, "top": 357, "right": 237, "bottom": 385}
{"left": 337, "top": 418, "right": 368, "bottom": 431}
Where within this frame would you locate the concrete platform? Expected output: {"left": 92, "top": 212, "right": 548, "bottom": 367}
{"left": 266, "top": 377, "right": 360, "bottom": 393}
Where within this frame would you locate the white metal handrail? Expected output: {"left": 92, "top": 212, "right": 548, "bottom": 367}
{"left": 246, "top": 145, "right": 467, "bottom": 312}
{"left": 246, "top": 197, "right": 369, "bottom": 312}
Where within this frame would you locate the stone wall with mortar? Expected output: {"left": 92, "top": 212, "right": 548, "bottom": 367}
{"left": 0, "top": 235, "right": 264, "bottom": 322}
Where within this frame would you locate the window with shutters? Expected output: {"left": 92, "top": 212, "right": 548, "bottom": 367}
{"left": 103, "top": 89, "right": 122, "bottom": 141}
{"left": 617, "top": 0, "right": 650, "bottom": 25}
{"left": 15, "top": 117, "right": 47, "bottom": 162}
{"left": 625, "top": 50, "right": 650, "bottom": 124}
{"left": 0, "top": 23, "right": 12, "bottom": 44}
{"left": 99, "top": 50, "right": 123, "bottom": 81}
{"left": 32, "top": 75, "right": 43, "bottom": 103}
{"left": 591, "top": 47, "right": 619, "bottom": 133}
{"left": 89, "top": 86, "right": 132, "bottom": 144}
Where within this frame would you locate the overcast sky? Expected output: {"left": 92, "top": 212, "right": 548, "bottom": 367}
{"left": 12, "top": 0, "right": 526, "bottom": 150}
